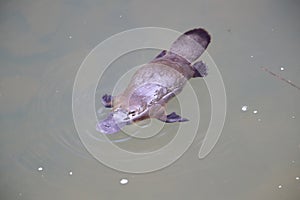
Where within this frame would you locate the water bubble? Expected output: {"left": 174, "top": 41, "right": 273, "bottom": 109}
{"left": 18, "top": 193, "right": 22, "bottom": 196}
{"left": 37, "top": 167, "right": 43, "bottom": 171}
{"left": 278, "top": 185, "right": 282, "bottom": 189}
{"left": 68, "top": 35, "right": 72, "bottom": 39}
{"left": 296, "top": 177, "right": 299, "bottom": 180}
{"left": 120, "top": 178, "right": 128, "bottom": 185}
{"left": 280, "top": 67, "right": 285, "bottom": 71}
{"left": 257, "top": 118, "right": 262, "bottom": 122}
{"left": 119, "top": 15, "right": 123, "bottom": 18}
{"left": 241, "top": 105, "right": 248, "bottom": 112}
{"left": 250, "top": 55, "right": 254, "bottom": 58}
{"left": 291, "top": 116, "right": 296, "bottom": 119}
{"left": 253, "top": 110, "right": 258, "bottom": 114}
{"left": 68, "top": 171, "right": 73, "bottom": 176}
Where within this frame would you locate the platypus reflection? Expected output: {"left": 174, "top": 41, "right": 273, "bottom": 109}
{"left": 97, "top": 28, "right": 211, "bottom": 134}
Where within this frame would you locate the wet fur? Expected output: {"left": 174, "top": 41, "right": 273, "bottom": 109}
{"left": 97, "top": 28, "right": 211, "bottom": 134}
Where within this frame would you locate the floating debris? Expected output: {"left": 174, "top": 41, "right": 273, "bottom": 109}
{"left": 291, "top": 116, "right": 296, "bottom": 119}
{"left": 68, "top": 35, "right": 72, "bottom": 39}
{"left": 261, "top": 66, "right": 300, "bottom": 91}
{"left": 68, "top": 171, "right": 73, "bottom": 176}
{"left": 253, "top": 110, "right": 258, "bottom": 114}
{"left": 280, "top": 67, "right": 285, "bottom": 71}
{"left": 37, "top": 167, "right": 43, "bottom": 171}
{"left": 278, "top": 185, "right": 282, "bottom": 189}
{"left": 250, "top": 55, "right": 254, "bottom": 58}
{"left": 296, "top": 177, "right": 299, "bottom": 180}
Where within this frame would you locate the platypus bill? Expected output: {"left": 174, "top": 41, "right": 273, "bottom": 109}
{"left": 97, "top": 28, "right": 211, "bottom": 134}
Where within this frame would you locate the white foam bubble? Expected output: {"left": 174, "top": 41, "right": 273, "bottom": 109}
{"left": 120, "top": 178, "right": 128, "bottom": 185}
{"left": 241, "top": 105, "right": 248, "bottom": 112}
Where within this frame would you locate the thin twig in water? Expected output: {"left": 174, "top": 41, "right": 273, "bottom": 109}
{"left": 261, "top": 66, "right": 300, "bottom": 91}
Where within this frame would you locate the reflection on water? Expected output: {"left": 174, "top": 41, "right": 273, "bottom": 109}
{"left": 1, "top": 0, "right": 300, "bottom": 200}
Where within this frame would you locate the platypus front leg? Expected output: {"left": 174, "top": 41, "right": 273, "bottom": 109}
{"left": 101, "top": 94, "right": 113, "bottom": 108}
{"left": 192, "top": 61, "right": 208, "bottom": 77}
{"left": 150, "top": 105, "right": 188, "bottom": 123}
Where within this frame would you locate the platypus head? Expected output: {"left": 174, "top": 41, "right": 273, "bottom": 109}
{"left": 96, "top": 111, "right": 126, "bottom": 134}
{"left": 97, "top": 104, "right": 147, "bottom": 134}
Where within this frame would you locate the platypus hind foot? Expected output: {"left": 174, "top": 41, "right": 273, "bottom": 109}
{"left": 192, "top": 61, "right": 208, "bottom": 77}
{"left": 102, "top": 94, "right": 113, "bottom": 108}
{"left": 159, "top": 112, "right": 188, "bottom": 123}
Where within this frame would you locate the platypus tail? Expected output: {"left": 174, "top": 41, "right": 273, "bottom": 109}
{"left": 169, "top": 28, "right": 211, "bottom": 63}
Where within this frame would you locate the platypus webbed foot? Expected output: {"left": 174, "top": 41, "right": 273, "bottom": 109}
{"left": 159, "top": 112, "right": 188, "bottom": 123}
{"left": 192, "top": 61, "right": 208, "bottom": 77}
{"left": 102, "top": 94, "right": 113, "bottom": 108}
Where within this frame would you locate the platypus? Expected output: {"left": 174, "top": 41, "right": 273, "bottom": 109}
{"left": 97, "top": 28, "right": 211, "bottom": 134}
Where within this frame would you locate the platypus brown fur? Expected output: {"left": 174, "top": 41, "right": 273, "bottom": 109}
{"left": 97, "top": 28, "right": 211, "bottom": 134}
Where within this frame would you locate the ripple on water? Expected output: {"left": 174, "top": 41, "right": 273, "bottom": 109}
{"left": 36, "top": 62, "right": 94, "bottom": 159}
{"left": 13, "top": 61, "right": 93, "bottom": 178}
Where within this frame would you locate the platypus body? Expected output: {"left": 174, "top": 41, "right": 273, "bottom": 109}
{"left": 97, "top": 28, "right": 211, "bottom": 134}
